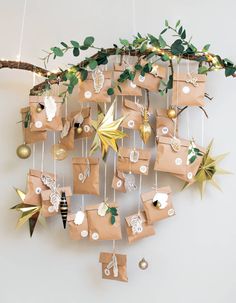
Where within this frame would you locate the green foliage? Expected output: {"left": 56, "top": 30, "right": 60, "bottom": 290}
{"left": 106, "top": 206, "right": 118, "bottom": 225}
{"left": 51, "top": 47, "right": 63, "bottom": 57}
{"left": 107, "top": 87, "right": 114, "bottom": 95}
{"left": 171, "top": 39, "right": 184, "bottom": 55}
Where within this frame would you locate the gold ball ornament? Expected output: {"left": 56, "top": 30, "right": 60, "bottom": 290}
{"left": 76, "top": 127, "right": 83, "bottom": 135}
{"left": 167, "top": 108, "right": 177, "bottom": 119}
{"left": 36, "top": 106, "right": 42, "bottom": 113}
{"left": 51, "top": 144, "right": 68, "bottom": 161}
{"left": 16, "top": 144, "right": 31, "bottom": 159}
{"left": 138, "top": 258, "right": 148, "bottom": 270}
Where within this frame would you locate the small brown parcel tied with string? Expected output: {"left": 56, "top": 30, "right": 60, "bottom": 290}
{"left": 24, "top": 169, "right": 55, "bottom": 206}
{"left": 156, "top": 108, "right": 177, "bottom": 140}
{"left": 72, "top": 157, "right": 100, "bottom": 195}
{"left": 112, "top": 170, "right": 126, "bottom": 193}
{"left": 21, "top": 107, "right": 47, "bottom": 144}
{"left": 121, "top": 98, "right": 151, "bottom": 130}
{"left": 29, "top": 95, "right": 63, "bottom": 132}
{"left": 41, "top": 186, "right": 72, "bottom": 217}
{"left": 78, "top": 70, "right": 112, "bottom": 102}
{"left": 113, "top": 63, "right": 142, "bottom": 96}
{"left": 117, "top": 147, "right": 151, "bottom": 175}
{"left": 125, "top": 211, "right": 155, "bottom": 243}
{"left": 67, "top": 212, "right": 89, "bottom": 240}
{"left": 154, "top": 137, "right": 204, "bottom": 179}
{"left": 86, "top": 202, "right": 122, "bottom": 241}
{"left": 99, "top": 252, "right": 128, "bottom": 282}
{"left": 171, "top": 73, "right": 206, "bottom": 107}
{"left": 60, "top": 107, "right": 93, "bottom": 150}
{"left": 133, "top": 59, "right": 166, "bottom": 91}
{"left": 141, "top": 186, "right": 175, "bottom": 224}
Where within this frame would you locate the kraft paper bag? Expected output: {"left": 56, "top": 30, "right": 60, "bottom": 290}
{"left": 156, "top": 108, "right": 177, "bottom": 140}
{"left": 172, "top": 73, "right": 206, "bottom": 106}
{"left": 86, "top": 202, "right": 122, "bottom": 241}
{"left": 112, "top": 170, "right": 126, "bottom": 193}
{"left": 21, "top": 107, "right": 47, "bottom": 144}
{"left": 141, "top": 186, "right": 175, "bottom": 224}
{"left": 121, "top": 99, "right": 151, "bottom": 130}
{"left": 117, "top": 147, "right": 151, "bottom": 175}
{"left": 99, "top": 252, "right": 128, "bottom": 282}
{"left": 113, "top": 64, "right": 142, "bottom": 96}
{"left": 41, "top": 186, "right": 72, "bottom": 217}
{"left": 67, "top": 212, "right": 89, "bottom": 240}
{"left": 72, "top": 157, "right": 100, "bottom": 195}
{"left": 29, "top": 95, "right": 63, "bottom": 132}
{"left": 24, "top": 169, "right": 55, "bottom": 206}
{"left": 133, "top": 59, "right": 166, "bottom": 91}
{"left": 78, "top": 70, "right": 112, "bottom": 102}
{"left": 60, "top": 119, "right": 75, "bottom": 150}
{"left": 125, "top": 211, "right": 155, "bottom": 243}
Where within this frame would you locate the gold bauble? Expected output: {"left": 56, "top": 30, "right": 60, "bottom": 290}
{"left": 138, "top": 258, "right": 148, "bottom": 270}
{"left": 16, "top": 144, "right": 31, "bottom": 159}
{"left": 76, "top": 127, "right": 83, "bottom": 135}
{"left": 51, "top": 144, "right": 68, "bottom": 161}
{"left": 36, "top": 106, "right": 42, "bottom": 113}
{"left": 167, "top": 108, "right": 177, "bottom": 119}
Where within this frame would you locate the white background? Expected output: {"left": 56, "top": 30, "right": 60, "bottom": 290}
{"left": 0, "top": 0, "right": 236, "bottom": 302}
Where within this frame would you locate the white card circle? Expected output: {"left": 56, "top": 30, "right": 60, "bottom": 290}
{"left": 80, "top": 230, "right": 88, "bottom": 238}
{"left": 128, "top": 120, "right": 135, "bottom": 128}
{"left": 182, "top": 86, "right": 190, "bottom": 94}
{"left": 84, "top": 91, "right": 92, "bottom": 99}
{"left": 140, "top": 165, "right": 147, "bottom": 174}
{"left": 138, "top": 75, "right": 145, "bottom": 82}
{"left": 92, "top": 232, "right": 99, "bottom": 240}
{"left": 162, "top": 127, "right": 169, "bottom": 134}
{"left": 130, "top": 81, "right": 136, "bottom": 88}
{"left": 168, "top": 208, "right": 175, "bottom": 216}
{"left": 35, "top": 121, "right": 43, "bottom": 129}
{"left": 83, "top": 125, "right": 90, "bottom": 133}
{"left": 35, "top": 187, "right": 42, "bottom": 195}
{"left": 187, "top": 172, "right": 193, "bottom": 180}
{"left": 175, "top": 158, "right": 182, "bottom": 166}
{"left": 116, "top": 180, "right": 122, "bottom": 188}
{"left": 74, "top": 211, "right": 85, "bottom": 225}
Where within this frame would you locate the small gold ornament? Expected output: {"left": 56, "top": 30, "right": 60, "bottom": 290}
{"left": 76, "top": 125, "right": 83, "bottom": 135}
{"left": 139, "top": 109, "right": 152, "bottom": 144}
{"left": 36, "top": 106, "right": 42, "bottom": 113}
{"left": 16, "top": 144, "right": 31, "bottom": 159}
{"left": 167, "top": 108, "right": 177, "bottom": 119}
{"left": 51, "top": 144, "right": 68, "bottom": 161}
{"left": 139, "top": 258, "right": 148, "bottom": 270}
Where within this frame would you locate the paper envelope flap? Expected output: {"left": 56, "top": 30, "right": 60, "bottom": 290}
{"left": 141, "top": 186, "right": 171, "bottom": 203}
{"left": 125, "top": 211, "right": 147, "bottom": 226}
{"left": 72, "top": 157, "right": 99, "bottom": 165}
{"left": 86, "top": 71, "right": 112, "bottom": 80}
{"left": 158, "top": 136, "right": 190, "bottom": 147}
{"left": 86, "top": 202, "right": 118, "bottom": 212}
{"left": 123, "top": 99, "right": 141, "bottom": 112}
{"left": 99, "top": 252, "right": 127, "bottom": 266}
{"left": 29, "top": 96, "right": 62, "bottom": 104}
{"left": 118, "top": 147, "right": 151, "bottom": 160}
{"left": 173, "top": 73, "right": 206, "bottom": 83}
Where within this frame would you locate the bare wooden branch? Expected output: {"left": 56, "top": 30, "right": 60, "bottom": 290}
{"left": 0, "top": 60, "right": 49, "bottom": 77}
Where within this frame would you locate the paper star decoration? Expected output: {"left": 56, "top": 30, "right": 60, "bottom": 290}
{"left": 184, "top": 140, "right": 230, "bottom": 197}
{"left": 11, "top": 188, "right": 42, "bottom": 237}
{"left": 90, "top": 101, "right": 127, "bottom": 160}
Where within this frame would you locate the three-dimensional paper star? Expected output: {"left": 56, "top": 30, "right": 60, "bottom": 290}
{"left": 11, "top": 188, "right": 42, "bottom": 237}
{"left": 184, "top": 140, "right": 230, "bottom": 197}
{"left": 90, "top": 101, "right": 127, "bottom": 160}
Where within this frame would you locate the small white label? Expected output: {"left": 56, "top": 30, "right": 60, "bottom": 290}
{"left": 187, "top": 172, "right": 193, "bottom": 180}
{"left": 182, "top": 86, "right": 190, "bottom": 94}
{"left": 78, "top": 173, "right": 84, "bottom": 181}
{"left": 130, "top": 81, "right": 137, "bottom": 88}
{"left": 84, "top": 91, "right": 92, "bottom": 99}
{"left": 162, "top": 127, "right": 169, "bottom": 134}
{"left": 83, "top": 125, "right": 90, "bottom": 133}
{"left": 116, "top": 180, "right": 122, "bottom": 188}
{"left": 138, "top": 75, "right": 145, "bottom": 83}
{"left": 168, "top": 208, "right": 175, "bottom": 216}
{"left": 140, "top": 165, "right": 147, "bottom": 174}
{"left": 35, "top": 121, "right": 43, "bottom": 129}
{"left": 80, "top": 230, "right": 88, "bottom": 238}
{"left": 35, "top": 187, "right": 42, "bottom": 195}
{"left": 91, "top": 232, "right": 99, "bottom": 240}
{"left": 128, "top": 120, "right": 135, "bottom": 128}
{"left": 175, "top": 158, "right": 182, "bottom": 166}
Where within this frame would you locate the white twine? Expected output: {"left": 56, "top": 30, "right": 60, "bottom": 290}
{"left": 121, "top": 96, "right": 124, "bottom": 147}
{"left": 32, "top": 143, "right": 35, "bottom": 169}
{"left": 113, "top": 97, "right": 118, "bottom": 202}
{"left": 17, "top": 0, "right": 27, "bottom": 62}
{"left": 41, "top": 141, "right": 45, "bottom": 172}
{"left": 104, "top": 103, "right": 107, "bottom": 201}
{"left": 201, "top": 110, "right": 204, "bottom": 146}
{"left": 137, "top": 141, "right": 144, "bottom": 213}
{"left": 53, "top": 132, "right": 57, "bottom": 184}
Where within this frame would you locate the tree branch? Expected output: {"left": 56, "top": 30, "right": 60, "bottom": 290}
{"left": 0, "top": 60, "right": 49, "bottom": 77}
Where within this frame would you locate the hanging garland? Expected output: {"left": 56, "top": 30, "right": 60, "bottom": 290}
{"left": 1, "top": 20, "right": 233, "bottom": 283}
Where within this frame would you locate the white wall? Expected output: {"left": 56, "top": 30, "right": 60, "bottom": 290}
{"left": 0, "top": 0, "right": 236, "bottom": 302}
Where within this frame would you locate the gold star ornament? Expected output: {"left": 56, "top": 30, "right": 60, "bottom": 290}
{"left": 90, "top": 101, "right": 127, "bottom": 160}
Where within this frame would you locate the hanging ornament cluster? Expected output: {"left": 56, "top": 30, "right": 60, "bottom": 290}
{"left": 5, "top": 20, "right": 233, "bottom": 282}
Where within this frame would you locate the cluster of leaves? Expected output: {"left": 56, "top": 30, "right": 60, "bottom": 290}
{"left": 106, "top": 206, "right": 118, "bottom": 225}
{"left": 188, "top": 141, "right": 204, "bottom": 164}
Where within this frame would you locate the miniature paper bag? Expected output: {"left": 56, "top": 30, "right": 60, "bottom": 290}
{"left": 67, "top": 212, "right": 89, "bottom": 240}
{"left": 60, "top": 119, "right": 75, "bottom": 150}
{"left": 86, "top": 202, "right": 122, "bottom": 241}
{"left": 117, "top": 147, "right": 151, "bottom": 175}
{"left": 141, "top": 186, "right": 175, "bottom": 224}
{"left": 133, "top": 60, "right": 166, "bottom": 91}
{"left": 24, "top": 169, "right": 55, "bottom": 206}
{"left": 99, "top": 252, "right": 128, "bottom": 282}
{"left": 29, "top": 95, "right": 63, "bottom": 132}
{"left": 72, "top": 107, "right": 93, "bottom": 139}
{"left": 125, "top": 211, "right": 155, "bottom": 243}
{"left": 112, "top": 170, "right": 126, "bottom": 193}
{"left": 121, "top": 99, "right": 144, "bottom": 130}
{"left": 172, "top": 73, "right": 206, "bottom": 106}
{"left": 113, "top": 64, "right": 142, "bottom": 96}
{"left": 72, "top": 157, "right": 100, "bottom": 195}
{"left": 78, "top": 70, "right": 112, "bottom": 102}
{"left": 41, "top": 186, "right": 72, "bottom": 217}
{"left": 156, "top": 108, "right": 177, "bottom": 139}
{"left": 21, "top": 107, "right": 47, "bottom": 144}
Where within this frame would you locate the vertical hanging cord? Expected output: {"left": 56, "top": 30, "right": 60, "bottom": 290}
{"left": 104, "top": 102, "right": 107, "bottom": 201}
{"left": 186, "top": 59, "right": 191, "bottom": 140}
{"left": 17, "top": 0, "right": 27, "bottom": 63}
{"left": 53, "top": 132, "right": 57, "bottom": 184}
{"left": 133, "top": 96, "right": 137, "bottom": 148}
{"left": 174, "top": 61, "right": 180, "bottom": 138}
{"left": 121, "top": 96, "right": 124, "bottom": 147}
{"left": 41, "top": 141, "right": 45, "bottom": 172}
{"left": 201, "top": 110, "right": 204, "bottom": 146}
{"left": 32, "top": 72, "right": 36, "bottom": 169}
{"left": 113, "top": 98, "right": 118, "bottom": 202}
{"left": 138, "top": 141, "right": 144, "bottom": 213}
{"left": 166, "top": 68, "right": 170, "bottom": 109}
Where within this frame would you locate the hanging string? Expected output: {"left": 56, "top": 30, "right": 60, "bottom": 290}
{"left": 121, "top": 96, "right": 124, "bottom": 147}
{"left": 53, "top": 132, "right": 57, "bottom": 183}
{"left": 40, "top": 141, "right": 45, "bottom": 172}
{"left": 113, "top": 98, "right": 118, "bottom": 202}
{"left": 201, "top": 110, "right": 205, "bottom": 146}
{"left": 166, "top": 68, "right": 170, "bottom": 109}
{"left": 17, "top": 0, "right": 27, "bottom": 63}
{"left": 104, "top": 102, "right": 107, "bottom": 201}
{"left": 32, "top": 144, "right": 35, "bottom": 169}
{"left": 137, "top": 141, "right": 144, "bottom": 213}
{"left": 133, "top": 96, "right": 137, "bottom": 149}
{"left": 186, "top": 59, "right": 191, "bottom": 140}
{"left": 174, "top": 61, "right": 180, "bottom": 138}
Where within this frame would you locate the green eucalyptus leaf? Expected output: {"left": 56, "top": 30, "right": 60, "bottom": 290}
{"left": 181, "top": 30, "right": 186, "bottom": 39}
{"left": 175, "top": 20, "right": 181, "bottom": 28}
{"left": 165, "top": 20, "right": 169, "bottom": 27}
{"left": 135, "top": 64, "right": 142, "bottom": 70}
{"left": 107, "top": 87, "right": 114, "bottom": 95}
{"left": 198, "top": 66, "right": 209, "bottom": 74}
{"left": 111, "top": 215, "right": 115, "bottom": 225}
{"left": 159, "top": 35, "right": 166, "bottom": 48}
{"left": 84, "top": 36, "right": 95, "bottom": 47}
{"left": 51, "top": 47, "right": 63, "bottom": 57}
{"left": 70, "top": 40, "right": 80, "bottom": 48}
{"left": 80, "top": 69, "right": 88, "bottom": 81}
{"left": 202, "top": 44, "right": 210, "bottom": 52}
{"left": 89, "top": 60, "right": 98, "bottom": 70}
{"left": 225, "top": 67, "right": 236, "bottom": 77}
{"left": 171, "top": 39, "right": 184, "bottom": 55}
{"left": 61, "top": 42, "right": 68, "bottom": 48}
{"left": 73, "top": 47, "right": 80, "bottom": 57}
{"left": 161, "top": 54, "right": 170, "bottom": 61}
{"left": 119, "top": 38, "right": 129, "bottom": 46}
